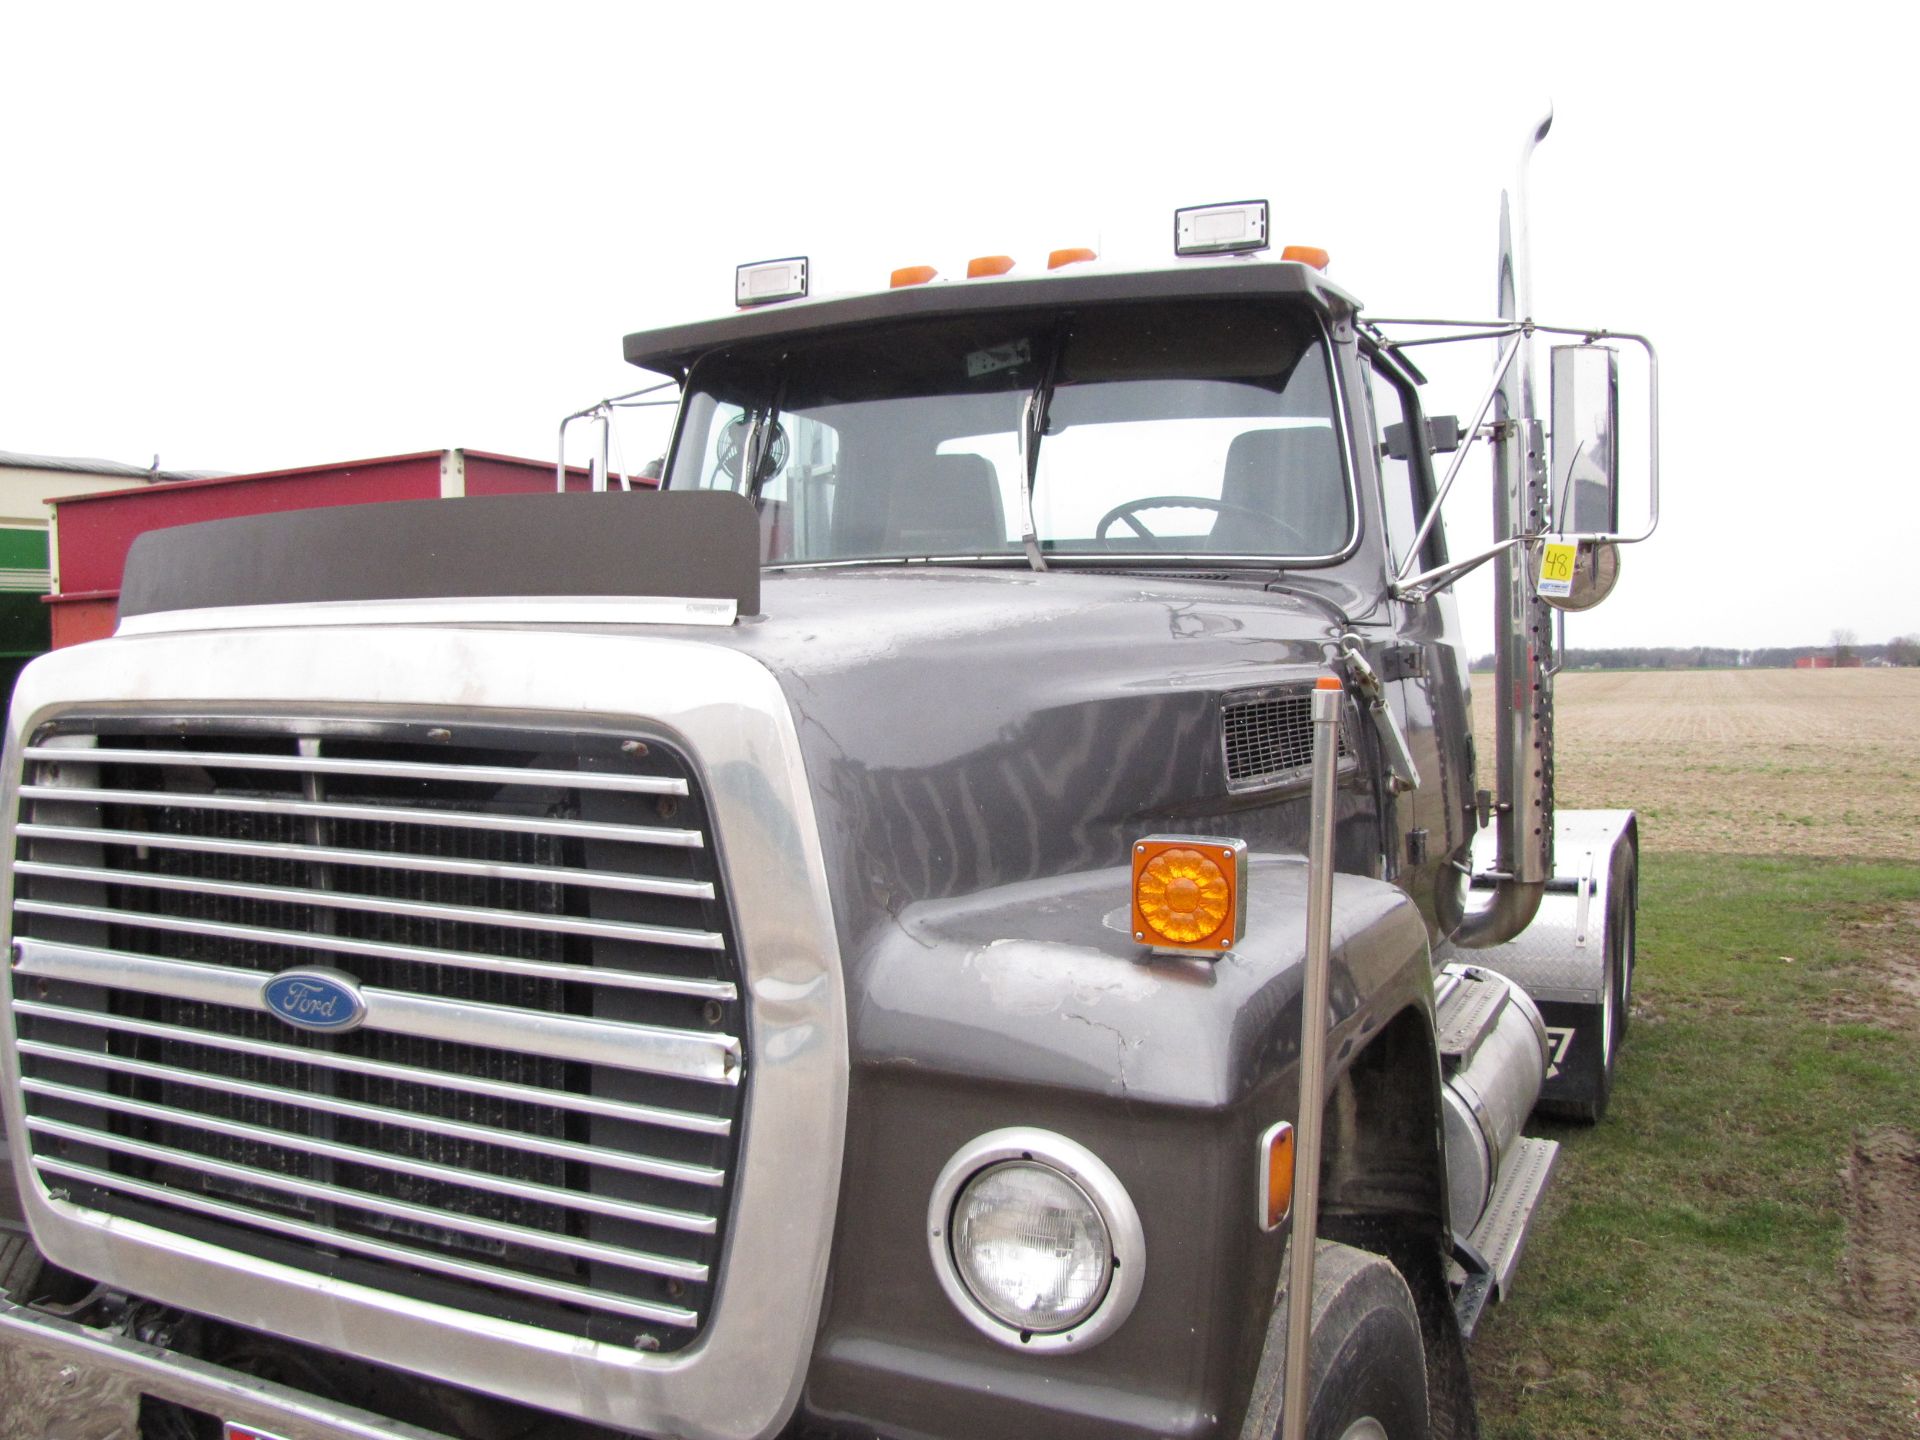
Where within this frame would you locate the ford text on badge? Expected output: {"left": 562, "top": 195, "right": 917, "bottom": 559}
{"left": 261, "top": 968, "right": 369, "bottom": 1032}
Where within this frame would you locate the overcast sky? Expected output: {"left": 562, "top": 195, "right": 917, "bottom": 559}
{"left": 2, "top": 2, "right": 1913, "bottom": 655}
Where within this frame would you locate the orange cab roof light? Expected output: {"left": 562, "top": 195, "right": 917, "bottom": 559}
{"left": 966, "top": 254, "right": 1015, "bottom": 279}
{"left": 891, "top": 264, "right": 938, "bottom": 288}
{"left": 1048, "top": 247, "right": 1097, "bottom": 270}
{"left": 1281, "top": 244, "right": 1330, "bottom": 271}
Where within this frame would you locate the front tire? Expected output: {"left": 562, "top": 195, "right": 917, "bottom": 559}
{"left": 1302, "top": 1241, "right": 1431, "bottom": 1440}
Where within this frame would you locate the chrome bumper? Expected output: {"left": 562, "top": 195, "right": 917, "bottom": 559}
{"left": 0, "top": 1295, "right": 454, "bottom": 1440}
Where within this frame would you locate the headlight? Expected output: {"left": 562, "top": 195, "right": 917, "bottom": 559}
{"left": 951, "top": 1161, "right": 1110, "bottom": 1332}
{"left": 927, "top": 1128, "right": 1145, "bottom": 1352}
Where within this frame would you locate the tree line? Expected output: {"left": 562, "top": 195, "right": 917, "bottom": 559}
{"left": 1469, "top": 637, "right": 1920, "bottom": 671}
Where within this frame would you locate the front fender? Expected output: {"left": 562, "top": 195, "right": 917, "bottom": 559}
{"left": 804, "top": 854, "right": 1435, "bottom": 1440}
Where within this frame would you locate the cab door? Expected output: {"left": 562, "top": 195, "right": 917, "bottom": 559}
{"left": 1363, "top": 354, "right": 1473, "bottom": 931}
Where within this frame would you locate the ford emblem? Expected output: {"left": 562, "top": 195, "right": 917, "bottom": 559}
{"left": 261, "top": 968, "right": 368, "bottom": 1033}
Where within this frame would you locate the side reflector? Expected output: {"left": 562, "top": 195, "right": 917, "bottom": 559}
{"left": 1281, "top": 244, "right": 1330, "bottom": 271}
{"left": 891, "top": 264, "right": 938, "bottom": 288}
{"left": 1131, "top": 834, "right": 1248, "bottom": 954}
{"left": 735, "top": 257, "right": 808, "bottom": 308}
{"left": 967, "top": 254, "right": 1015, "bottom": 278}
{"left": 1174, "top": 201, "right": 1269, "bottom": 256}
{"left": 1260, "top": 1121, "right": 1295, "bottom": 1231}
{"left": 1048, "top": 247, "right": 1097, "bottom": 270}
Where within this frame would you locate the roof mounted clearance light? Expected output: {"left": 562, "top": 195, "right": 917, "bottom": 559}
{"left": 1048, "top": 247, "right": 1098, "bottom": 270}
{"left": 735, "top": 256, "right": 808, "bottom": 308}
{"left": 1281, "top": 244, "right": 1330, "bottom": 271}
{"left": 891, "top": 264, "right": 938, "bottom": 288}
{"left": 1174, "top": 201, "right": 1269, "bottom": 257}
{"left": 966, "top": 254, "right": 1015, "bottom": 278}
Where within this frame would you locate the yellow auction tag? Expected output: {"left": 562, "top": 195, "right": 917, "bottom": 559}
{"left": 1537, "top": 538, "right": 1578, "bottom": 598}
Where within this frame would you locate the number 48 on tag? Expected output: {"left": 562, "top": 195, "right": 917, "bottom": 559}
{"left": 1536, "top": 537, "right": 1579, "bottom": 599}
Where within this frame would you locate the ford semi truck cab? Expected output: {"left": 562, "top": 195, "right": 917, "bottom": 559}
{"left": 0, "top": 132, "right": 1657, "bottom": 1440}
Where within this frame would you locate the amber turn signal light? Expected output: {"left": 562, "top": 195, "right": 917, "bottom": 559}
{"left": 1260, "top": 1120, "right": 1294, "bottom": 1230}
{"left": 1131, "top": 834, "right": 1248, "bottom": 954}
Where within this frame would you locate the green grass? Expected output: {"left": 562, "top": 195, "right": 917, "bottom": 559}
{"left": 1470, "top": 854, "right": 1920, "bottom": 1439}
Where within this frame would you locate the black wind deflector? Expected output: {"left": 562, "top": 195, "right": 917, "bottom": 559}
{"left": 120, "top": 491, "right": 762, "bottom": 618}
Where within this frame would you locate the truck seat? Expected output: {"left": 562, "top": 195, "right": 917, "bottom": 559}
{"left": 888, "top": 453, "right": 1006, "bottom": 554}
{"left": 1215, "top": 427, "right": 1348, "bottom": 554}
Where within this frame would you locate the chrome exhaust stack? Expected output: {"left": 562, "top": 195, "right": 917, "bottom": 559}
{"left": 1455, "top": 109, "right": 1555, "bottom": 949}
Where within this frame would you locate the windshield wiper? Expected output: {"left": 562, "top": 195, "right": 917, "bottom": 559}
{"left": 743, "top": 365, "right": 789, "bottom": 501}
{"left": 1015, "top": 328, "right": 1064, "bottom": 573}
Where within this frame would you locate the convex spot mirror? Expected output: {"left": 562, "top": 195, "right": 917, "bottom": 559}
{"left": 1550, "top": 344, "right": 1621, "bottom": 535}
{"left": 1532, "top": 536, "right": 1621, "bottom": 612}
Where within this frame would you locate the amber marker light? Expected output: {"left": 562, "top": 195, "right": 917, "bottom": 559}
{"left": 891, "top": 265, "right": 938, "bottom": 288}
{"left": 1260, "top": 1121, "right": 1295, "bottom": 1230}
{"left": 1131, "top": 834, "right": 1248, "bottom": 955}
{"left": 967, "top": 254, "right": 1015, "bottom": 278}
{"left": 1280, "top": 244, "right": 1330, "bottom": 271}
{"left": 1048, "top": 247, "right": 1097, "bottom": 270}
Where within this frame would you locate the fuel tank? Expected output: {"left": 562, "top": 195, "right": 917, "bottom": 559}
{"left": 1433, "top": 963, "right": 1549, "bottom": 1233}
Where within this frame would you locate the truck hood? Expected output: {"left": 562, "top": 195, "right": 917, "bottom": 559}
{"left": 693, "top": 566, "right": 1368, "bottom": 961}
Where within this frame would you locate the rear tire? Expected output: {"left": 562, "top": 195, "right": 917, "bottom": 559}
{"left": 1613, "top": 856, "right": 1638, "bottom": 1042}
{"left": 1302, "top": 1241, "right": 1432, "bottom": 1440}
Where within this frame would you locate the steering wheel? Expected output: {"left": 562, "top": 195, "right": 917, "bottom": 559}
{"left": 1094, "top": 495, "right": 1314, "bottom": 553}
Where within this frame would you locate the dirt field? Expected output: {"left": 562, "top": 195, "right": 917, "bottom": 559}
{"left": 1473, "top": 667, "right": 1920, "bottom": 861}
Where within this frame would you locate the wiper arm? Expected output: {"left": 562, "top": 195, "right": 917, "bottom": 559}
{"left": 1016, "top": 332, "right": 1063, "bottom": 574}
{"left": 744, "top": 366, "right": 788, "bottom": 501}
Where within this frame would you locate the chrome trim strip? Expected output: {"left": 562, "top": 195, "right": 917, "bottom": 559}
{"left": 12, "top": 916, "right": 736, "bottom": 1002}
{"left": 18, "top": 784, "right": 706, "bottom": 849}
{"left": 3, "top": 630, "right": 848, "bottom": 1440}
{"left": 23, "top": 744, "right": 691, "bottom": 797}
{"left": 12, "top": 1001, "right": 731, "bottom": 1137}
{"left": 21, "top": 1073, "right": 726, "bottom": 1189}
{"left": 24, "top": 1116, "right": 711, "bottom": 1282}
{"left": 115, "top": 594, "right": 740, "bottom": 636}
{"left": 14, "top": 859, "right": 727, "bottom": 952}
{"left": 31, "top": 1156, "right": 703, "bottom": 1328}
{"left": 12, "top": 940, "right": 743, "bottom": 1085}
{"left": 17, "top": 822, "right": 717, "bottom": 901}
{"left": 21, "top": 1097, "right": 716, "bottom": 1234}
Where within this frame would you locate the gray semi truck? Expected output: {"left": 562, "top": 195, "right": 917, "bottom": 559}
{"left": 0, "top": 122, "right": 1656, "bottom": 1440}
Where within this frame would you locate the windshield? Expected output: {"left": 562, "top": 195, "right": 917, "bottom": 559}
{"left": 665, "top": 300, "right": 1351, "bottom": 566}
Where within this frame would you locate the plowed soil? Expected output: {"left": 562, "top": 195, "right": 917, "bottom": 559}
{"left": 1473, "top": 667, "right": 1920, "bottom": 861}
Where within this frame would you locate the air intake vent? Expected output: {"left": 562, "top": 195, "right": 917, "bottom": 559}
{"left": 1222, "top": 689, "right": 1351, "bottom": 791}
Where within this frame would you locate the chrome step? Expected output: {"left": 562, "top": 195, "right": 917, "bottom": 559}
{"left": 1434, "top": 964, "right": 1508, "bottom": 1069}
{"left": 1466, "top": 1135, "right": 1559, "bottom": 1302}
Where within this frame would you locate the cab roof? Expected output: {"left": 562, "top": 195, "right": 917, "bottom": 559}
{"left": 622, "top": 259, "right": 1361, "bottom": 379}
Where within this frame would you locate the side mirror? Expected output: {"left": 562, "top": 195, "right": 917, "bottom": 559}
{"left": 1549, "top": 345, "right": 1620, "bottom": 535}
{"left": 1381, "top": 416, "right": 1465, "bottom": 462}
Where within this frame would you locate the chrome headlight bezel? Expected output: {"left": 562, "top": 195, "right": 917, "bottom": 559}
{"left": 926, "top": 1126, "right": 1145, "bottom": 1353}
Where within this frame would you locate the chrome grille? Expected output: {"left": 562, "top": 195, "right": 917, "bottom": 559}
{"left": 1221, "top": 689, "right": 1351, "bottom": 791}
{"left": 7, "top": 720, "right": 744, "bottom": 1350}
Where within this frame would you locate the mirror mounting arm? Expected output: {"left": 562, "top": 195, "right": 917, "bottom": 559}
{"left": 1390, "top": 534, "right": 1527, "bottom": 604}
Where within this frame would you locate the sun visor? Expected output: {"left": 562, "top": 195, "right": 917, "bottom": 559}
{"left": 119, "top": 490, "right": 761, "bottom": 619}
